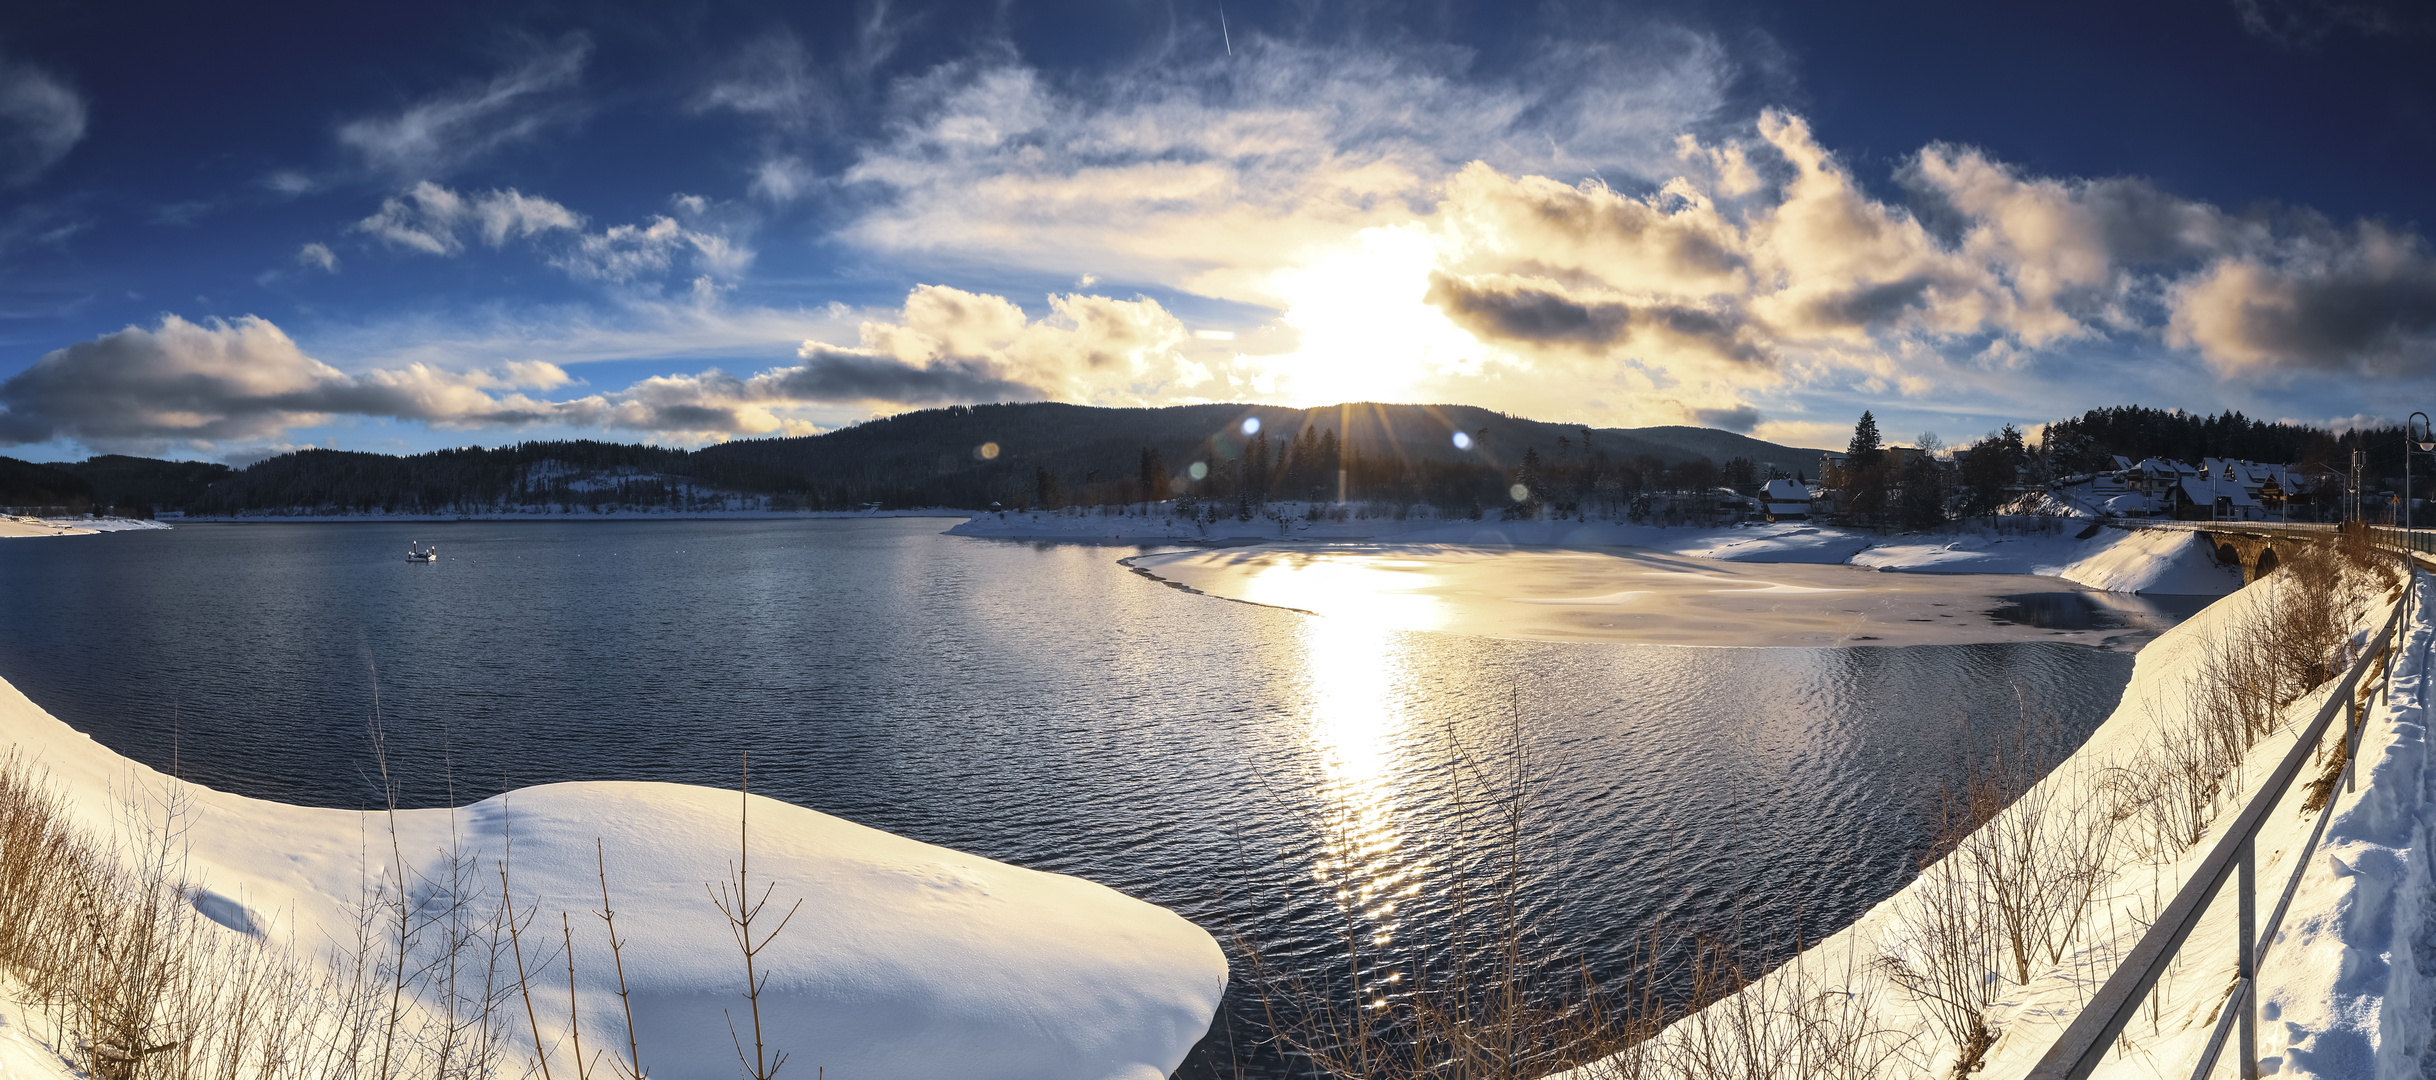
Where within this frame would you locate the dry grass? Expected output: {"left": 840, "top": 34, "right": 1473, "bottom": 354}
{"left": 0, "top": 737, "right": 802, "bottom": 1080}
{"left": 0, "top": 745, "right": 532, "bottom": 1080}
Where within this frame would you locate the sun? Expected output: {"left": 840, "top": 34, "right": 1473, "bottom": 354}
{"left": 1261, "top": 225, "right": 1487, "bottom": 406}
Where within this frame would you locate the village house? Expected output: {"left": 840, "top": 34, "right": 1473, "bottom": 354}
{"left": 1760, "top": 478, "right": 1811, "bottom": 522}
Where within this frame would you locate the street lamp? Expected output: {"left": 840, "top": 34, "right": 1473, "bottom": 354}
{"left": 2411, "top": 412, "right": 2434, "bottom": 534}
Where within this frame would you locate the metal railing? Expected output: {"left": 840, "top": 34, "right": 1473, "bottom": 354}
{"left": 2113, "top": 518, "right": 2436, "bottom": 558}
{"left": 2024, "top": 579, "right": 2412, "bottom": 1079}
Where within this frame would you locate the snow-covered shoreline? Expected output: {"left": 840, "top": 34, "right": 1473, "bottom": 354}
{"left": 172, "top": 507, "right": 974, "bottom": 523}
{"left": 0, "top": 515, "right": 172, "bottom": 538}
{"left": 1124, "top": 541, "right": 2221, "bottom": 648}
{"left": 959, "top": 509, "right": 2241, "bottom": 596}
{"left": 0, "top": 674, "right": 1226, "bottom": 1079}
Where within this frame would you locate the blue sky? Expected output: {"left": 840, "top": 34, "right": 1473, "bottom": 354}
{"left": 2, "top": 0, "right": 2433, "bottom": 462}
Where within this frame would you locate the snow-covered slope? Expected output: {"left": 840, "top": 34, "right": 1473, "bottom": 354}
{"left": 1850, "top": 525, "right": 2240, "bottom": 593}
{"left": 0, "top": 676, "right": 1226, "bottom": 1080}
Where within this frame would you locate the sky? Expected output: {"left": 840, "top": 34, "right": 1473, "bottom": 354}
{"left": 1, "top": 0, "right": 2433, "bottom": 463}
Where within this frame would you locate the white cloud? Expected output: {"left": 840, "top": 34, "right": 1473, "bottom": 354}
{"left": 838, "top": 35, "right": 1737, "bottom": 305}
{"left": 262, "top": 170, "right": 317, "bottom": 196}
{"left": 748, "top": 156, "right": 817, "bottom": 203}
{"left": 696, "top": 32, "right": 827, "bottom": 132}
{"left": 0, "top": 53, "right": 87, "bottom": 187}
{"left": 336, "top": 36, "right": 590, "bottom": 179}
{"left": 297, "top": 242, "right": 339, "bottom": 273}
{"left": 555, "top": 216, "right": 753, "bottom": 283}
{"left": 353, "top": 181, "right": 582, "bottom": 255}
{"left": 0, "top": 315, "right": 576, "bottom": 452}
{"left": 2168, "top": 220, "right": 2436, "bottom": 376}
{"left": 350, "top": 182, "right": 749, "bottom": 284}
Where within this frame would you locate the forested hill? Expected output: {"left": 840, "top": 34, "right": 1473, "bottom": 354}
{"left": 2037, "top": 405, "right": 2378, "bottom": 472}
{"left": 13, "top": 402, "right": 1826, "bottom": 516}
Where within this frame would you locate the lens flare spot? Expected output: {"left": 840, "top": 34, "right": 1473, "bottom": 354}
{"left": 1241, "top": 417, "right": 1262, "bottom": 436}
{"left": 1509, "top": 484, "right": 1530, "bottom": 502}
{"left": 1452, "top": 432, "right": 1473, "bottom": 450}
{"left": 1189, "top": 461, "right": 1209, "bottom": 480}
{"left": 976, "top": 442, "right": 1000, "bottom": 460}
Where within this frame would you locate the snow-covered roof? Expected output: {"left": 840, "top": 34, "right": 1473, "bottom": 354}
{"left": 1763, "top": 478, "right": 1809, "bottom": 500}
{"left": 2111, "top": 455, "right": 2134, "bottom": 471}
{"left": 2179, "top": 476, "right": 2259, "bottom": 507}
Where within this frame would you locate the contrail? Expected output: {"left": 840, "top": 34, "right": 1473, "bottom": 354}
{"left": 1220, "top": 4, "right": 1232, "bottom": 55}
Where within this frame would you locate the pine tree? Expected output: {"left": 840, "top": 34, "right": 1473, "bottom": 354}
{"left": 1847, "top": 411, "right": 1884, "bottom": 472}
{"left": 1035, "top": 465, "right": 1061, "bottom": 510}
{"left": 1514, "top": 447, "right": 1546, "bottom": 518}
{"left": 1138, "top": 447, "right": 1168, "bottom": 505}
{"left": 1245, "top": 432, "right": 1272, "bottom": 506}
{"left": 1317, "top": 429, "right": 1341, "bottom": 502}
{"left": 1840, "top": 411, "right": 1887, "bottom": 525}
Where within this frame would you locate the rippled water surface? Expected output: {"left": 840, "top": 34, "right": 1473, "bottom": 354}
{"left": 0, "top": 520, "right": 2146, "bottom": 1076}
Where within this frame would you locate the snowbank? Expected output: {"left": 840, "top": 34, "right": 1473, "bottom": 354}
{"left": 0, "top": 676, "right": 1225, "bottom": 1080}
{"left": 181, "top": 507, "right": 970, "bottom": 523}
{"left": 1850, "top": 524, "right": 2240, "bottom": 594}
{"left": 0, "top": 515, "right": 170, "bottom": 538}
{"left": 2266, "top": 569, "right": 2436, "bottom": 1076}
{"left": 2057, "top": 528, "right": 2243, "bottom": 595}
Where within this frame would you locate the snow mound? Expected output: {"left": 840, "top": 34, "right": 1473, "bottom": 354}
{"left": 454, "top": 783, "right": 1227, "bottom": 1080}
{"left": 1845, "top": 526, "right": 2238, "bottom": 594}
{"left": 0, "top": 677, "right": 1225, "bottom": 1080}
{"left": 2057, "top": 527, "right": 2239, "bottom": 594}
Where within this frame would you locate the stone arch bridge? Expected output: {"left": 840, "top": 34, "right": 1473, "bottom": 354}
{"left": 2143, "top": 521, "right": 2423, "bottom": 584}
{"left": 2200, "top": 529, "right": 2287, "bottom": 584}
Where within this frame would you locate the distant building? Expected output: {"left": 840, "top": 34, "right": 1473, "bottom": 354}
{"left": 2051, "top": 454, "right": 2327, "bottom": 521}
{"left": 1760, "top": 478, "right": 1811, "bottom": 522}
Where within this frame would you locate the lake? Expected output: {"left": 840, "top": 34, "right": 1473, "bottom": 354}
{"left": 0, "top": 518, "right": 2150, "bottom": 1077}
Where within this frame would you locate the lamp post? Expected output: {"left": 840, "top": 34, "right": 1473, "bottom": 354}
{"left": 2411, "top": 412, "right": 2434, "bottom": 536}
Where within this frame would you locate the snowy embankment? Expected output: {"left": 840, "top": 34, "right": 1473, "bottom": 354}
{"left": 1555, "top": 560, "right": 2431, "bottom": 1079}
{"left": 0, "top": 676, "right": 1224, "bottom": 1079}
{"left": 0, "top": 515, "right": 171, "bottom": 538}
{"left": 178, "top": 507, "right": 971, "bottom": 522}
{"left": 953, "top": 508, "right": 2237, "bottom": 595}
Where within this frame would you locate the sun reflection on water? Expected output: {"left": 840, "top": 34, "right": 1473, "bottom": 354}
{"left": 1274, "top": 560, "right": 1432, "bottom": 1005}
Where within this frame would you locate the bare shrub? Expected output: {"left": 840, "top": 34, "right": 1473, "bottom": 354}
{"left": 1639, "top": 938, "right": 1924, "bottom": 1080}
{"left": 0, "top": 745, "right": 532, "bottom": 1080}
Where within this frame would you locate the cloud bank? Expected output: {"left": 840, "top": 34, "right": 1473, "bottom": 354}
{"left": 0, "top": 316, "right": 575, "bottom": 451}
{"left": 810, "top": 46, "right": 2436, "bottom": 436}
{"left": 0, "top": 287, "right": 1224, "bottom": 452}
